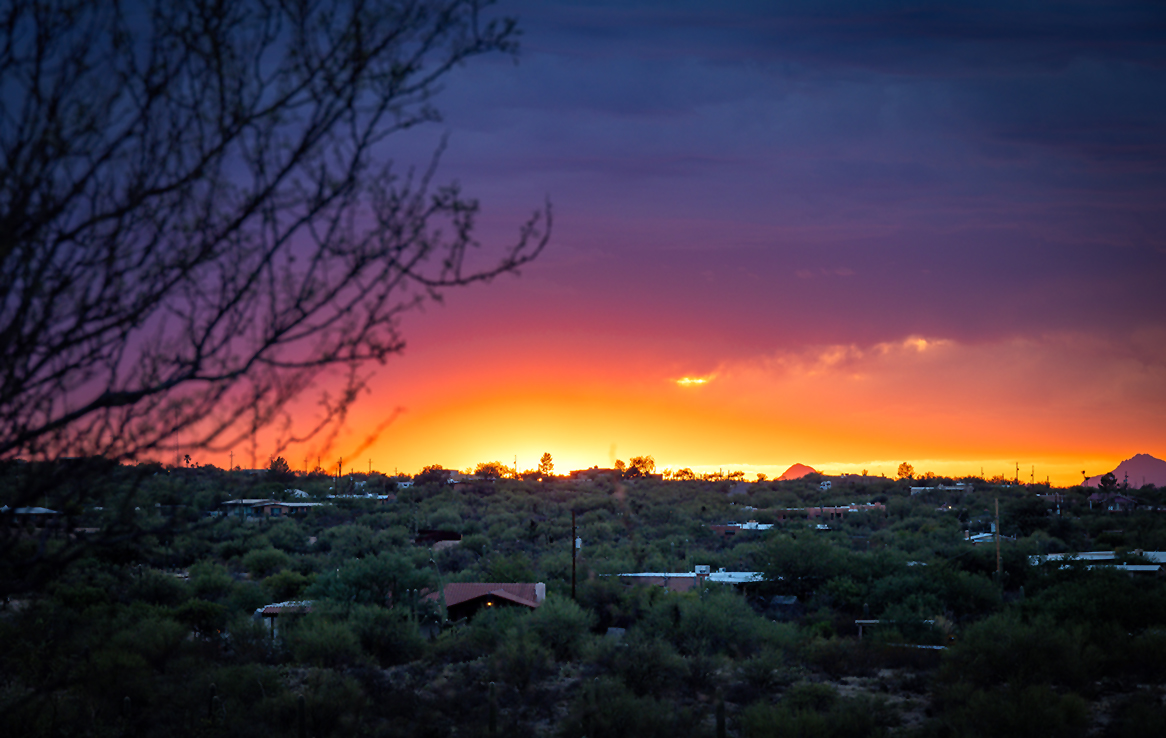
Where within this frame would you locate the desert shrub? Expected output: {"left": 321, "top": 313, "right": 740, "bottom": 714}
{"left": 486, "top": 551, "right": 535, "bottom": 582}
{"left": 783, "top": 681, "right": 839, "bottom": 712}
{"left": 742, "top": 691, "right": 898, "bottom": 738}
{"left": 286, "top": 616, "right": 364, "bottom": 668}
{"left": 560, "top": 676, "right": 706, "bottom": 738}
{"left": 490, "top": 628, "right": 552, "bottom": 690}
{"left": 1105, "top": 692, "right": 1166, "bottom": 738}
{"left": 309, "top": 550, "right": 428, "bottom": 608}
{"left": 263, "top": 569, "right": 311, "bottom": 600}
{"left": 460, "top": 533, "right": 490, "bottom": 558}
{"left": 940, "top": 613, "right": 1088, "bottom": 690}
{"left": 111, "top": 615, "right": 188, "bottom": 670}
{"left": 347, "top": 604, "right": 425, "bottom": 666}
{"left": 804, "top": 637, "right": 878, "bottom": 679}
{"left": 128, "top": 567, "right": 190, "bottom": 606}
{"left": 931, "top": 683, "right": 1089, "bottom": 738}
{"left": 175, "top": 599, "right": 228, "bottom": 637}
{"left": 595, "top": 630, "right": 687, "bottom": 697}
{"left": 265, "top": 518, "right": 308, "bottom": 552}
{"left": 576, "top": 577, "right": 661, "bottom": 631}
{"left": 738, "top": 648, "right": 801, "bottom": 692}
{"left": 242, "top": 547, "right": 291, "bottom": 578}
{"left": 188, "top": 560, "right": 235, "bottom": 601}
{"left": 643, "top": 588, "right": 773, "bottom": 658}
{"left": 527, "top": 594, "right": 596, "bottom": 661}
{"left": 317, "top": 524, "right": 377, "bottom": 558}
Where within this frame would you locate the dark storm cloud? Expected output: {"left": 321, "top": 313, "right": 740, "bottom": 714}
{"left": 415, "top": 0, "right": 1166, "bottom": 352}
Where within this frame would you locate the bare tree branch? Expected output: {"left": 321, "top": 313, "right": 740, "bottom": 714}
{"left": 0, "top": 0, "right": 549, "bottom": 469}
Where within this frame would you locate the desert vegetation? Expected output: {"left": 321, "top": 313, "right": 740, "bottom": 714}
{"left": 3, "top": 462, "right": 1166, "bottom": 737}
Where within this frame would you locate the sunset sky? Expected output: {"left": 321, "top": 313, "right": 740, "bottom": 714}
{"left": 244, "top": 1, "right": 1166, "bottom": 485}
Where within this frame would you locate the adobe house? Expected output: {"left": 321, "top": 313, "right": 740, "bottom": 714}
{"left": 423, "top": 582, "right": 545, "bottom": 622}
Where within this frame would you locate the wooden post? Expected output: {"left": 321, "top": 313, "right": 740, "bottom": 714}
{"left": 995, "top": 497, "right": 1002, "bottom": 581}
{"left": 571, "top": 510, "right": 577, "bottom": 601}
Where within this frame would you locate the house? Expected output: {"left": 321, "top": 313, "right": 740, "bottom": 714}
{"left": 254, "top": 501, "right": 322, "bottom": 517}
{"left": 616, "top": 566, "right": 765, "bottom": 593}
{"left": 819, "top": 481, "right": 832, "bottom": 491}
{"left": 1029, "top": 551, "right": 1166, "bottom": 574}
{"left": 709, "top": 520, "right": 774, "bottom": 539}
{"left": 1088, "top": 493, "right": 1138, "bottom": 512}
{"left": 1, "top": 505, "right": 61, "bottom": 527}
{"left": 219, "top": 499, "right": 276, "bottom": 518}
{"left": 423, "top": 582, "right": 545, "bottom": 622}
{"left": 768, "top": 502, "right": 886, "bottom": 523}
{"left": 219, "top": 499, "right": 323, "bottom": 519}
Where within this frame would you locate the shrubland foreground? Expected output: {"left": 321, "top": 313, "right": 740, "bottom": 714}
{"left": 3, "top": 463, "right": 1166, "bottom": 737}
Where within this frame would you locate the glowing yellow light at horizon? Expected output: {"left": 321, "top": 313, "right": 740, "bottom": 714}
{"left": 676, "top": 376, "right": 712, "bottom": 386}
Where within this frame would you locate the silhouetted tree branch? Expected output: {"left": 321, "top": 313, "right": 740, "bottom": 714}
{"left": 0, "top": 0, "right": 549, "bottom": 467}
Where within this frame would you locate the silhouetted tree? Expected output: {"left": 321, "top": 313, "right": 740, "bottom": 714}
{"left": 625, "top": 455, "right": 656, "bottom": 478}
{"left": 539, "top": 452, "right": 554, "bottom": 477}
{"left": 0, "top": 0, "right": 549, "bottom": 467}
{"left": 267, "top": 456, "right": 294, "bottom": 483}
{"left": 475, "top": 461, "right": 508, "bottom": 480}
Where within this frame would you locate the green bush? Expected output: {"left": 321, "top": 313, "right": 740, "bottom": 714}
{"left": 189, "top": 561, "right": 235, "bottom": 601}
{"left": 242, "top": 547, "right": 291, "bottom": 578}
{"left": 643, "top": 588, "right": 775, "bottom": 658}
{"left": 527, "top": 594, "right": 596, "bottom": 661}
{"left": 560, "top": 676, "right": 706, "bottom": 738}
{"left": 263, "top": 569, "right": 311, "bottom": 600}
{"left": 742, "top": 691, "right": 898, "bottom": 738}
{"left": 596, "top": 630, "right": 687, "bottom": 697}
{"left": 347, "top": 604, "right": 424, "bottom": 666}
{"left": 286, "top": 616, "right": 364, "bottom": 668}
{"left": 932, "top": 683, "right": 1089, "bottom": 738}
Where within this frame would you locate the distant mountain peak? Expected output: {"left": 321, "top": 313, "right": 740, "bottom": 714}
{"left": 1084, "top": 453, "right": 1166, "bottom": 488}
{"left": 778, "top": 463, "right": 818, "bottom": 480}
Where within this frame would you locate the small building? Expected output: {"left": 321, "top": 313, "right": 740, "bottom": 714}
{"left": 709, "top": 520, "right": 774, "bottom": 539}
{"left": 219, "top": 499, "right": 276, "bottom": 519}
{"left": 617, "top": 567, "right": 764, "bottom": 593}
{"left": 423, "top": 582, "right": 545, "bottom": 622}
{"left": 1, "top": 505, "right": 60, "bottom": 527}
{"left": 219, "top": 499, "right": 322, "bottom": 518}
{"left": 252, "top": 600, "right": 313, "bottom": 636}
{"left": 1088, "top": 493, "right": 1138, "bottom": 512}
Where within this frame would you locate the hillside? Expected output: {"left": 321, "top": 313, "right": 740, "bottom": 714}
{"left": 1085, "top": 453, "right": 1166, "bottom": 487}
{"left": 778, "top": 463, "right": 818, "bottom": 480}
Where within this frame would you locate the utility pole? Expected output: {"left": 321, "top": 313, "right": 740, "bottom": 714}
{"left": 1015, "top": 462, "right": 1019, "bottom": 485}
{"left": 571, "top": 510, "right": 577, "bottom": 601}
{"left": 229, "top": 450, "right": 234, "bottom": 471}
{"left": 995, "top": 497, "right": 1002, "bottom": 582}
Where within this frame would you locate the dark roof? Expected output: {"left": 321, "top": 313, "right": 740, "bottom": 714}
{"left": 424, "top": 583, "right": 541, "bottom": 609}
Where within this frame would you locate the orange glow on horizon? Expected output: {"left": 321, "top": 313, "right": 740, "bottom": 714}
{"left": 210, "top": 330, "right": 1163, "bottom": 487}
